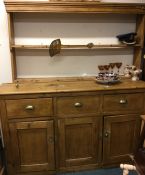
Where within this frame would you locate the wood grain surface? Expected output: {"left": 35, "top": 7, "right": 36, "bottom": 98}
{"left": 0, "top": 79, "right": 145, "bottom": 95}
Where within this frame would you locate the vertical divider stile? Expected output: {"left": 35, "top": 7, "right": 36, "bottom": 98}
{"left": 7, "top": 13, "right": 17, "bottom": 82}
{"left": 133, "top": 14, "right": 145, "bottom": 69}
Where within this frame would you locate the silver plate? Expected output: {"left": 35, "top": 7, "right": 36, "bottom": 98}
{"left": 96, "top": 79, "right": 121, "bottom": 84}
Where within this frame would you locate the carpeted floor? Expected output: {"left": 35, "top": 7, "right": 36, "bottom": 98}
{"left": 59, "top": 168, "right": 138, "bottom": 175}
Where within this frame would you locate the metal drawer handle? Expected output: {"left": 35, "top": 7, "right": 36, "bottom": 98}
{"left": 74, "top": 102, "right": 82, "bottom": 107}
{"left": 25, "top": 105, "right": 35, "bottom": 110}
{"left": 119, "top": 99, "right": 127, "bottom": 104}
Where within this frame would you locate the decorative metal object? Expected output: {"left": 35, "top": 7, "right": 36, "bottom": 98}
{"left": 15, "top": 81, "right": 19, "bottom": 88}
{"left": 87, "top": 43, "right": 94, "bottom": 49}
{"left": 49, "top": 39, "right": 61, "bottom": 57}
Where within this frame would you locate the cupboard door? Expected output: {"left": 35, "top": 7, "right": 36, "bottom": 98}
{"left": 58, "top": 117, "right": 102, "bottom": 169}
{"left": 9, "top": 120, "right": 55, "bottom": 173}
{"left": 103, "top": 115, "right": 141, "bottom": 165}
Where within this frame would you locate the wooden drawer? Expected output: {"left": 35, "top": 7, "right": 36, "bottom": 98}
{"left": 56, "top": 96, "right": 101, "bottom": 116}
{"left": 103, "top": 93, "right": 144, "bottom": 113}
{"left": 6, "top": 98, "right": 53, "bottom": 118}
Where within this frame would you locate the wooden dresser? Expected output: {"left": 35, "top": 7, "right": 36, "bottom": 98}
{"left": 2, "top": 1, "right": 145, "bottom": 175}
{"left": 0, "top": 79, "right": 145, "bottom": 175}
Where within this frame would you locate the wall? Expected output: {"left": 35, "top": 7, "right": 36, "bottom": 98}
{"left": 14, "top": 13, "right": 135, "bottom": 78}
{"left": 0, "top": 0, "right": 145, "bottom": 83}
{"left": 0, "top": 0, "right": 12, "bottom": 84}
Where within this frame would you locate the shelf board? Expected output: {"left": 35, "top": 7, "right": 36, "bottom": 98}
{"left": 11, "top": 44, "right": 141, "bottom": 50}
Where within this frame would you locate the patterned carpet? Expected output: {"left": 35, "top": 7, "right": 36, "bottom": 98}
{"left": 59, "top": 168, "right": 138, "bottom": 175}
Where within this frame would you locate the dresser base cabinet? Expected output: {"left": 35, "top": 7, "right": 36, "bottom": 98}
{"left": 0, "top": 89, "right": 144, "bottom": 175}
{"left": 103, "top": 115, "right": 141, "bottom": 165}
{"left": 8, "top": 120, "right": 55, "bottom": 174}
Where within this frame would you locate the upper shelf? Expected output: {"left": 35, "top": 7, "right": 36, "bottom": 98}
{"left": 4, "top": 1, "right": 145, "bottom": 14}
{"left": 11, "top": 44, "right": 141, "bottom": 50}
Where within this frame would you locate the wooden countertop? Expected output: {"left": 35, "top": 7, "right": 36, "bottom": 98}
{"left": 0, "top": 78, "right": 145, "bottom": 95}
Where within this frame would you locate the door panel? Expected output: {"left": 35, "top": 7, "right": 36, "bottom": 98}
{"left": 9, "top": 120, "right": 55, "bottom": 173}
{"left": 58, "top": 117, "right": 102, "bottom": 168}
{"left": 103, "top": 115, "right": 141, "bottom": 165}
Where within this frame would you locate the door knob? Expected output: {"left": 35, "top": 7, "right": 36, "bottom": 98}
{"left": 119, "top": 99, "right": 127, "bottom": 104}
{"left": 104, "top": 131, "right": 110, "bottom": 138}
{"left": 48, "top": 136, "right": 54, "bottom": 143}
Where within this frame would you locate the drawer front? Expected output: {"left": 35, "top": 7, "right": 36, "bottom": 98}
{"left": 6, "top": 98, "right": 53, "bottom": 118}
{"left": 56, "top": 96, "right": 101, "bottom": 116}
{"left": 103, "top": 93, "right": 144, "bottom": 113}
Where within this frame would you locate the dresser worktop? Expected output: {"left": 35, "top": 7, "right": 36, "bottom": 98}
{"left": 0, "top": 79, "right": 145, "bottom": 95}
